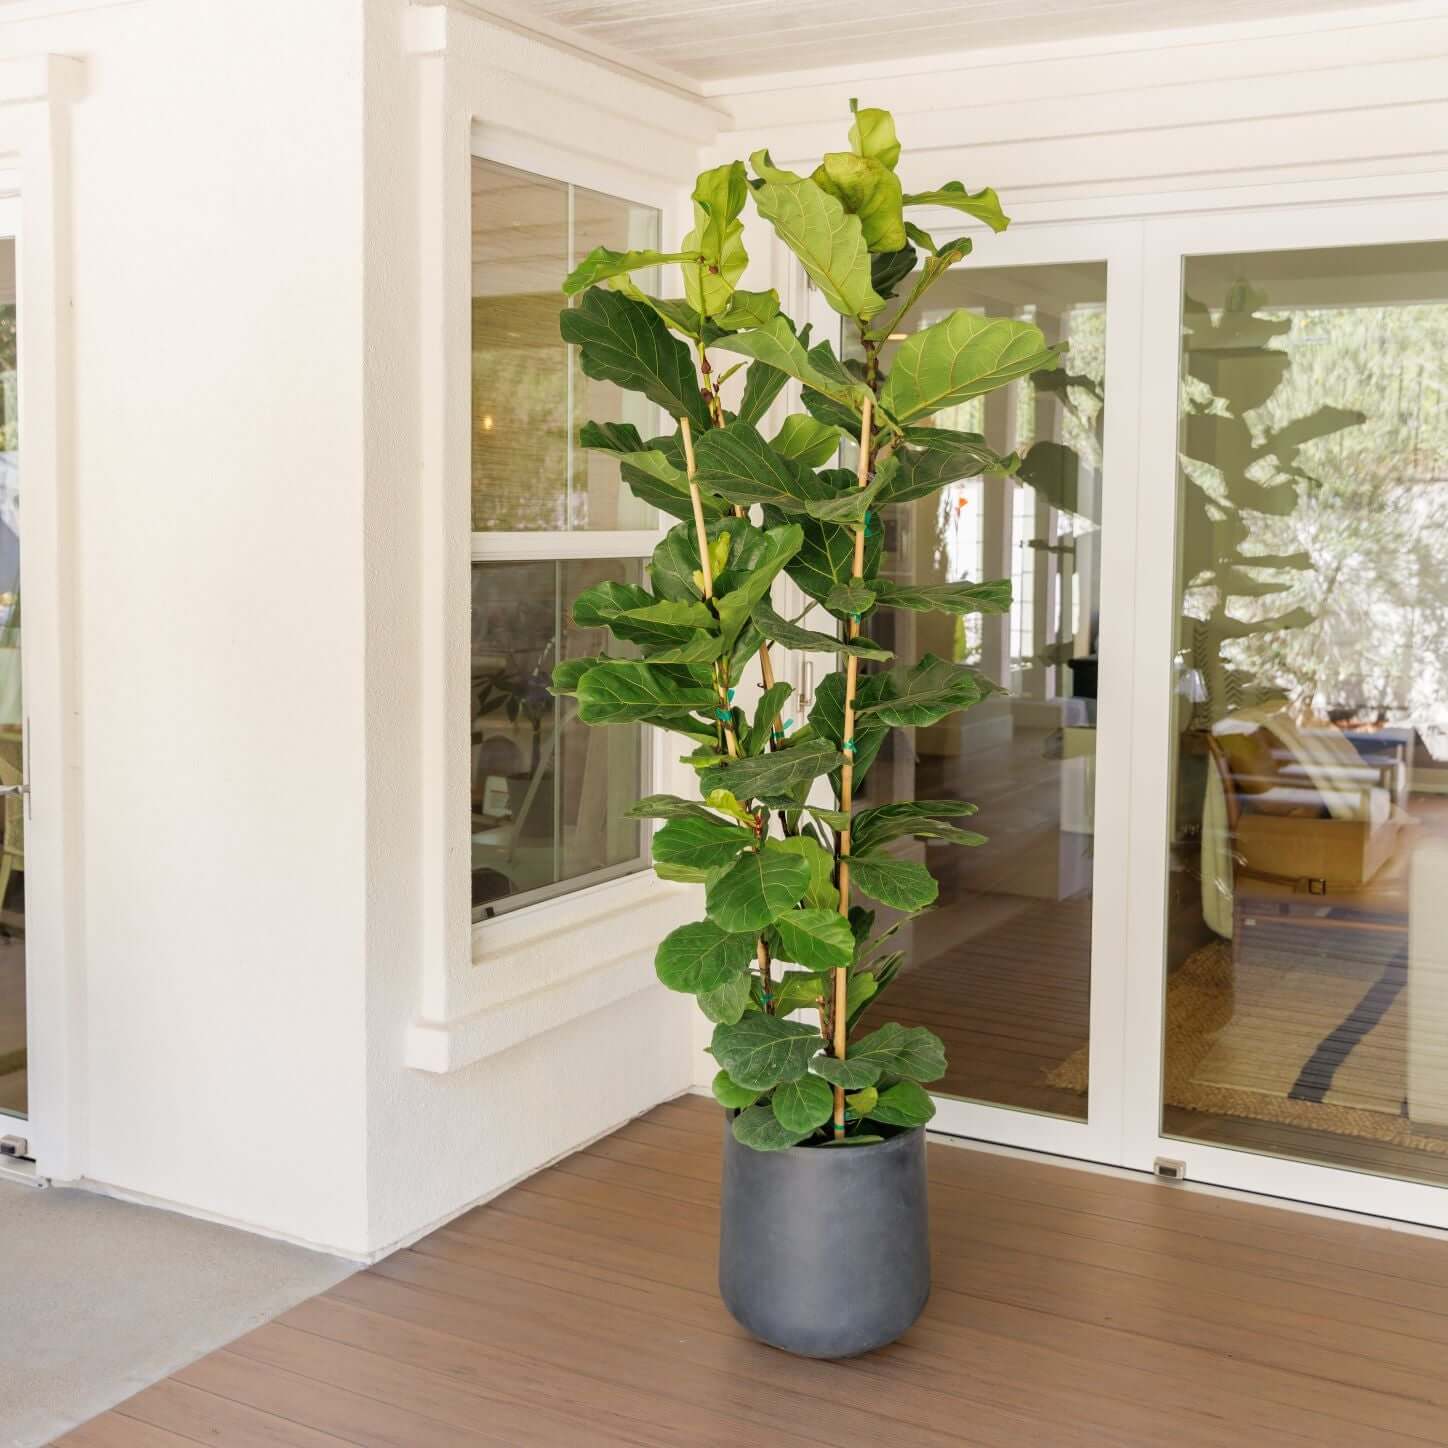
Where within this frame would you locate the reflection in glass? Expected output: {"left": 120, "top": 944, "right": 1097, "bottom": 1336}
{"left": 470, "top": 158, "right": 660, "bottom": 532}
{"left": 848, "top": 260, "right": 1108, "bottom": 1119}
{"left": 0, "top": 238, "right": 22, "bottom": 1120}
{"left": 471, "top": 558, "right": 647, "bottom": 917}
{"left": 1165, "top": 241, "right": 1448, "bottom": 1185}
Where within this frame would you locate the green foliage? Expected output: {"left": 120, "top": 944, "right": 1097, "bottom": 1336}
{"left": 555, "top": 105, "right": 1054, "bottom": 1151}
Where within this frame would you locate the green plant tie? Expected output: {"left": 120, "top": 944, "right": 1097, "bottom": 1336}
{"left": 727, "top": 688, "right": 735, "bottom": 700}
{"left": 842, "top": 738, "right": 856, "bottom": 753}
{"left": 715, "top": 708, "right": 733, "bottom": 723}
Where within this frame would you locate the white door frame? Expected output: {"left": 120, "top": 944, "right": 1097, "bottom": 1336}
{"left": 1122, "top": 192, "right": 1448, "bottom": 1229}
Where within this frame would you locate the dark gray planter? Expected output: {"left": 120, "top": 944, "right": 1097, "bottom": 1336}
{"left": 718, "top": 1114, "right": 930, "bottom": 1358}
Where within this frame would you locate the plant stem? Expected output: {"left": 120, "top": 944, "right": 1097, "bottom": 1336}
{"left": 680, "top": 417, "right": 738, "bottom": 759}
{"left": 830, "top": 392, "right": 874, "bottom": 1135}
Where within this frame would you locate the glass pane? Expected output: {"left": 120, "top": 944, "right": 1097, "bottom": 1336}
{"left": 470, "top": 158, "right": 660, "bottom": 532}
{"left": 1165, "top": 240, "right": 1448, "bottom": 1185}
{"left": 471, "top": 557, "right": 647, "bottom": 917}
{"left": 846, "top": 259, "right": 1108, "bottom": 1120}
{"left": 0, "top": 237, "right": 22, "bottom": 1121}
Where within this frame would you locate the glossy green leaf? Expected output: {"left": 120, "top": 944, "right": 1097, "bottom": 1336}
{"left": 901, "top": 182, "right": 1009, "bottom": 232}
{"left": 771, "top": 1073, "right": 835, "bottom": 1134}
{"left": 699, "top": 737, "right": 841, "bottom": 804}
{"left": 749, "top": 155, "right": 885, "bottom": 320}
{"left": 772, "top": 415, "right": 841, "bottom": 468}
{"left": 782, "top": 510, "right": 882, "bottom": 611}
{"left": 811, "top": 152, "right": 905, "bottom": 254}
{"left": 683, "top": 161, "right": 749, "bottom": 317}
{"left": 579, "top": 419, "right": 724, "bottom": 524}
{"left": 808, "top": 1051, "right": 880, "bottom": 1089}
{"left": 847, "top": 854, "right": 939, "bottom": 912}
{"left": 771, "top": 908, "right": 856, "bottom": 972}
{"left": 649, "top": 517, "right": 747, "bottom": 602}
{"left": 802, "top": 475, "right": 881, "bottom": 525}
{"left": 872, "top": 577, "right": 1012, "bottom": 616}
{"left": 845, "top": 972, "right": 879, "bottom": 1030}
{"left": 744, "top": 681, "right": 794, "bottom": 754}
{"left": 881, "top": 429, "right": 1007, "bottom": 504}
{"left": 846, "top": 1021, "right": 948, "bottom": 1084}
{"left": 699, "top": 971, "right": 754, "bottom": 1025}
{"left": 692, "top": 422, "right": 833, "bottom": 511}
{"left": 714, "top": 524, "right": 804, "bottom": 647}
{"left": 751, "top": 601, "right": 891, "bottom": 659}
{"left": 712, "top": 317, "right": 870, "bottom": 413}
{"left": 645, "top": 630, "right": 727, "bottom": 665}
{"left": 655, "top": 919, "right": 757, "bottom": 994}
{"left": 739, "top": 357, "right": 789, "bottom": 426}
{"left": 849, "top": 101, "right": 901, "bottom": 170}
{"left": 652, "top": 816, "right": 752, "bottom": 872}
{"left": 809, "top": 670, "right": 894, "bottom": 792}
{"left": 879, "top": 310, "right": 1057, "bottom": 425}
{"left": 563, "top": 246, "right": 693, "bottom": 295}
{"left": 705, "top": 847, "right": 811, "bottom": 933}
{"left": 575, "top": 661, "right": 716, "bottom": 724}
{"left": 871, "top": 245, "right": 918, "bottom": 301}
{"left": 845, "top": 1085, "right": 879, "bottom": 1117}
{"left": 626, "top": 793, "right": 722, "bottom": 822}
{"left": 560, "top": 289, "right": 711, "bottom": 432}
{"left": 731, "top": 1104, "right": 811, "bottom": 1150}
{"left": 772, "top": 971, "right": 826, "bottom": 1017}
{"left": 715, "top": 288, "right": 780, "bottom": 331}
{"left": 711, "top": 1068, "right": 760, "bottom": 1109}
{"left": 712, "top": 1013, "right": 821, "bottom": 1090}
{"left": 850, "top": 800, "right": 979, "bottom": 855}
{"left": 550, "top": 655, "right": 608, "bottom": 696}
{"left": 857, "top": 653, "right": 991, "bottom": 727}
{"left": 767, "top": 835, "right": 838, "bottom": 911}
{"left": 704, "top": 788, "right": 754, "bottom": 825}
{"left": 867, "top": 1079, "right": 936, "bottom": 1127}
{"left": 824, "top": 582, "right": 877, "bottom": 618}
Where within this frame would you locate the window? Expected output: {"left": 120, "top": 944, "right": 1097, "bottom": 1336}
{"left": 469, "top": 157, "right": 660, "bottom": 918}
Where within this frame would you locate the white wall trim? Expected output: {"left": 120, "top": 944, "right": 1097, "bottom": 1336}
{"left": 0, "top": 54, "right": 85, "bottom": 1180}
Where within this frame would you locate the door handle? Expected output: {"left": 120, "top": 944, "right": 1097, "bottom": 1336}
{"left": 0, "top": 784, "right": 25, "bottom": 797}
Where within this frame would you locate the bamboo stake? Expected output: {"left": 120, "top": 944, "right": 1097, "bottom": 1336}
{"left": 681, "top": 416, "right": 737, "bottom": 760}
{"left": 831, "top": 394, "right": 873, "bottom": 1135}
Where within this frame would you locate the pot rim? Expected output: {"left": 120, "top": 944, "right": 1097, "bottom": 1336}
{"left": 723, "top": 1110, "right": 926, "bottom": 1160}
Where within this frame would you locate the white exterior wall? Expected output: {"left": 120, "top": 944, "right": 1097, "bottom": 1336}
{"left": 3, "top": 0, "right": 1446, "bottom": 1255}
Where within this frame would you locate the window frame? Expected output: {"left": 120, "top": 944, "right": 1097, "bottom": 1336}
{"left": 466, "top": 133, "right": 675, "bottom": 928}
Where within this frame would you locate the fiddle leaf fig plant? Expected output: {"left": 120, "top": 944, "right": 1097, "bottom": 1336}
{"left": 554, "top": 103, "right": 1060, "bottom": 1150}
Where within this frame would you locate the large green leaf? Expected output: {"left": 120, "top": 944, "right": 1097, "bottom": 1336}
{"left": 751, "top": 602, "right": 891, "bottom": 660}
{"left": 744, "top": 681, "right": 793, "bottom": 755}
{"left": 767, "top": 835, "right": 838, "bottom": 910}
{"left": 771, "top": 908, "right": 856, "bottom": 972}
{"left": 650, "top": 517, "right": 768, "bottom": 603}
{"left": 847, "top": 1022, "right": 948, "bottom": 1083}
{"left": 749, "top": 154, "right": 885, "bottom": 320}
{"left": 866, "top": 1080, "right": 936, "bottom": 1127}
{"left": 575, "top": 661, "right": 716, "bottom": 723}
{"left": 879, "top": 311, "right": 1056, "bottom": 425}
{"left": 851, "top": 800, "right": 980, "bottom": 855}
{"left": 782, "top": 509, "right": 882, "bottom": 610}
{"left": 771, "top": 1073, "right": 835, "bottom": 1134}
{"left": 803, "top": 476, "right": 881, "bottom": 525}
{"left": 773, "top": 971, "right": 827, "bottom": 1017}
{"left": 872, "top": 577, "right": 1012, "bottom": 617}
{"left": 712, "top": 1013, "right": 821, "bottom": 1090}
{"left": 715, "top": 288, "right": 780, "bottom": 331}
{"left": 654, "top": 919, "right": 756, "bottom": 994}
{"left": 857, "top": 653, "right": 991, "bottom": 727}
{"left": 563, "top": 246, "right": 691, "bottom": 295}
{"left": 732, "top": 1104, "right": 811, "bottom": 1151}
{"left": 560, "top": 289, "right": 711, "bottom": 432}
{"left": 739, "top": 357, "right": 789, "bottom": 426}
{"left": 808, "top": 1051, "right": 880, "bottom": 1090}
{"left": 871, "top": 245, "right": 917, "bottom": 301}
{"left": 809, "top": 670, "right": 894, "bottom": 792}
{"left": 692, "top": 422, "right": 833, "bottom": 511}
{"left": 712, "top": 317, "right": 870, "bottom": 413}
{"left": 811, "top": 152, "right": 905, "bottom": 254}
{"left": 652, "top": 815, "right": 753, "bottom": 872}
{"left": 626, "top": 793, "right": 723, "bottom": 822}
{"left": 705, "top": 847, "right": 812, "bottom": 933}
{"left": 711, "top": 1068, "right": 760, "bottom": 1110}
{"left": 699, "top": 972, "right": 754, "bottom": 1025}
{"left": 825, "top": 582, "right": 877, "bottom": 618}
{"left": 714, "top": 524, "right": 804, "bottom": 647}
{"left": 682, "top": 161, "right": 749, "bottom": 317}
{"left": 847, "top": 854, "right": 939, "bottom": 911}
{"left": 901, "top": 182, "right": 1009, "bottom": 232}
{"left": 772, "top": 415, "right": 841, "bottom": 467}
{"left": 849, "top": 101, "right": 901, "bottom": 170}
{"left": 579, "top": 420, "right": 724, "bottom": 524}
{"left": 699, "top": 737, "right": 841, "bottom": 803}
{"left": 881, "top": 429, "right": 1007, "bottom": 504}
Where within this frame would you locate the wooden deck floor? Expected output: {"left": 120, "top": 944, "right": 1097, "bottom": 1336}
{"left": 60, "top": 1093, "right": 1448, "bottom": 1448}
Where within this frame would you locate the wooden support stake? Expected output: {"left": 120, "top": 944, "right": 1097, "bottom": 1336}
{"left": 681, "top": 416, "right": 736, "bottom": 759}
{"left": 832, "top": 394, "right": 873, "bottom": 1135}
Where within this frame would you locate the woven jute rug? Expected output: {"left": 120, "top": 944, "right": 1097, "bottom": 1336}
{"left": 1046, "top": 937, "right": 1448, "bottom": 1157}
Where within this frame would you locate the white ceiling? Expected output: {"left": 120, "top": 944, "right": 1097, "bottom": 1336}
{"left": 520, "top": 0, "right": 1409, "bottom": 86}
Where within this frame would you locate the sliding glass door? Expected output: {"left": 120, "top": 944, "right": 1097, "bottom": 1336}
{"left": 1128, "top": 201, "right": 1448, "bottom": 1226}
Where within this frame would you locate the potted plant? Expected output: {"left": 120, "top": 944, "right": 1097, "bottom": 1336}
{"left": 554, "top": 104, "right": 1057, "bottom": 1358}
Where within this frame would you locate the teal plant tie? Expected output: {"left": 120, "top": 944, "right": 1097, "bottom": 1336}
{"left": 727, "top": 688, "right": 735, "bottom": 701}
{"left": 842, "top": 738, "right": 856, "bottom": 754}
{"left": 715, "top": 708, "right": 733, "bottom": 723}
